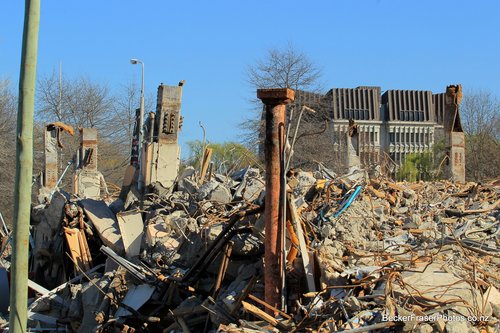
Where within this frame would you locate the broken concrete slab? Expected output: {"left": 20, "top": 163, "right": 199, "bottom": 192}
{"left": 117, "top": 211, "right": 144, "bottom": 259}
{"left": 114, "top": 284, "right": 156, "bottom": 318}
{"left": 392, "top": 263, "right": 490, "bottom": 318}
{"left": 209, "top": 183, "right": 232, "bottom": 204}
{"left": 80, "top": 199, "right": 125, "bottom": 254}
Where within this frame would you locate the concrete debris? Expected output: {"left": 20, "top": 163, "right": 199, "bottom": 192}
{"left": 1, "top": 163, "right": 499, "bottom": 333}
{"left": 81, "top": 199, "right": 125, "bottom": 254}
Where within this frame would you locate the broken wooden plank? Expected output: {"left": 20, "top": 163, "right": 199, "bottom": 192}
{"left": 288, "top": 194, "right": 315, "bottom": 292}
{"left": 285, "top": 219, "right": 299, "bottom": 264}
{"left": 386, "top": 182, "right": 407, "bottom": 192}
{"left": 241, "top": 300, "right": 279, "bottom": 327}
{"left": 77, "top": 228, "right": 92, "bottom": 267}
{"left": 64, "top": 227, "right": 91, "bottom": 272}
{"left": 367, "top": 185, "right": 385, "bottom": 199}
{"left": 247, "top": 294, "right": 292, "bottom": 320}
{"left": 213, "top": 241, "right": 233, "bottom": 296}
{"left": 199, "top": 147, "right": 213, "bottom": 184}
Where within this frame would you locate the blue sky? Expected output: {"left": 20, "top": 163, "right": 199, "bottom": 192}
{"left": 1, "top": 0, "right": 499, "bottom": 153}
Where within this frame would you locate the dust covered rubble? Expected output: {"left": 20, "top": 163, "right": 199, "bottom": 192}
{"left": 3, "top": 166, "right": 499, "bottom": 333}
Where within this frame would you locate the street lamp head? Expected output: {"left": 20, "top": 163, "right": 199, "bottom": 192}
{"left": 130, "top": 59, "right": 140, "bottom": 65}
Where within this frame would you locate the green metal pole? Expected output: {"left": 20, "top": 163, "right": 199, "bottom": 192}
{"left": 9, "top": 0, "right": 40, "bottom": 332}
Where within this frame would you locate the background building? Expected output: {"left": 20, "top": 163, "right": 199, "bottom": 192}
{"left": 290, "top": 85, "right": 465, "bottom": 180}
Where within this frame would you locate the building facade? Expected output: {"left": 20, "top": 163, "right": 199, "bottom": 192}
{"left": 292, "top": 85, "right": 465, "bottom": 181}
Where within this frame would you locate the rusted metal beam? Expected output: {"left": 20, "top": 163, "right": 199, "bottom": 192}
{"left": 257, "top": 88, "right": 294, "bottom": 313}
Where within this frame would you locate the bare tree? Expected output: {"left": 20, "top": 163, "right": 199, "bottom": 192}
{"left": 110, "top": 81, "right": 155, "bottom": 151}
{"left": 241, "top": 43, "right": 324, "bottom": 152}
{"left": 36, "top": 73, "right": 126, "bottom": 190}
{"left": 0, "top": 79, "right": 17, "bottom": 224}
{"left": 97, "top": 82, "right": 156, "bottom": 185}
{"left": 37, "top": 72, "right": 114, "bottom": 129}
{"left": 460, "top": 90, "right": 500, "bottom": 181}
{"left": 247, "top": 43, "right": 323, "bottom": 91}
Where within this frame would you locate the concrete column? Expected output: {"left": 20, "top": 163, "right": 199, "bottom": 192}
{"left": 79, "top": 128, "right": 98, "bottom": 171}
{"left": 44, "top": 125, "right": 59, "bottom": 188}
{"left": 444, "top": 85, "right": 465, "bottom": 183}
{"left": 257, "top": 88, "right": 294, "bottom": 311}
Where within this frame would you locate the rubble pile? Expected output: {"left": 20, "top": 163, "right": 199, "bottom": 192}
{"left": 1, "top": 167, "right": 499, "bottom": 333}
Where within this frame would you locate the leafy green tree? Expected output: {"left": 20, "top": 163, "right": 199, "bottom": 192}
{"left": 185, "top": 140, "right": 261, "bottom": 175}
{"left": 397, "top": 153, "right": 434, "bottom": 182}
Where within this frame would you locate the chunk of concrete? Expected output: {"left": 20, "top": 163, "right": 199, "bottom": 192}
{"left": 116, "top": 211, "right": 144, "bottom": 259}
{"left": 196, "top": 180, "right": 219, "bottom": 200}
{"left": 392, "top": 263, "right": 490, "bottom": 318}
{"left": 414, "top": 323, "right": 433, "bottom": 333}
{"left": 114, "top": 284, "right": 155, "bottom": 318}
{"left": 242, "top": 178, "right": 265, "bottom": 202}
{"left": 293, "top": 171, "right": 316, "bottom": 197}
{"left": 44, "top": 191, "right": 68, "bottom": 231}
{"left": 231, "top": 233, "right": 264, "bottom": 257}
{"left": 145, "top": 221, "right": 180, "bottom": 250}
{"left": 78, "top": 276, "right": 110, "bottom": 333}
{"left": 81, "top": 199, "right": 124, "bottom": 254}
{"left": 445, "top": 320, "right": 469, "bottom": 333}
{"left": 209, "top": 184, "right": 232, "bottom": 203}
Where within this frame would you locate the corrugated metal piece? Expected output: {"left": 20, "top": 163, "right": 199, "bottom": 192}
{"left": 381, "top": 90, "right": 433, "bottom": 122}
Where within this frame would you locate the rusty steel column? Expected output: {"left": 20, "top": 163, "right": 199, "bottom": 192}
{"left": 257, "top": 88, "right": 294, "bottom": 311}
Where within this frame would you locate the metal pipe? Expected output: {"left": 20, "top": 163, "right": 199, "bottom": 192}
{"left": 0, "top": 212, "right": 8, "bottom": 235}
{"left": 257, "top": 88, "right": 294, "bottom": 312}
{"left": 138, "top": 62, "right": 145, "bottom": 190}
{"left": 9, "top": 0, "right": 40, "bottom": 331}
{"left": 48, "top": 161, "right": 72, "bottom": 201}
{"left": 148, "top": 112, "right": 155, "bottom": 143}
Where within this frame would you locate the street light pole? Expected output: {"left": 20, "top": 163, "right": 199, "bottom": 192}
{"left": 130, "top": 59, "right": 145, "bottom": 191}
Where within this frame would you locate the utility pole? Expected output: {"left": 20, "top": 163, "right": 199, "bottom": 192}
{"left": 9, "top": 0, "right": 40, "bottom": 332}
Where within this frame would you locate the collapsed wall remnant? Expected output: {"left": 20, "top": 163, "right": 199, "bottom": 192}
{"left": 345, "top": 118, "right": 361, "bottom": 173}
{"left": 42, "top": 122, "right": 74, "bottom": 189}
{"left": 257, "top": 88, "right": 295, "bottom": 312}
{"left": 142, "top": 82, "right": 184, "bottom": 191}
{"left": 73, "top": 128, "right": 108, "bottom": 199}
{"left": 443, "top": 84, "right": 466, "bottom": 183}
